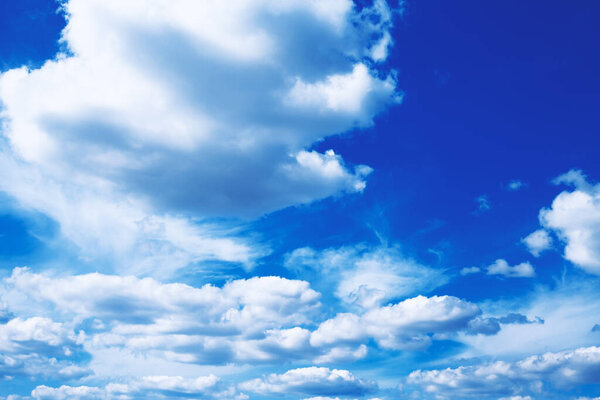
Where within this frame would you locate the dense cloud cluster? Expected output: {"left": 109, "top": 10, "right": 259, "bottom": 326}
{"left": 534, "top": 170, "right": 600, "bottom": 275}
{"left": 0, "top": 0, "right": 400, "bottom": 275}
{"left": 1, "top": 267, "right": 517, "bottom": 371}
{"left": 407, "top": 346, "right": 600, "bottom": 399}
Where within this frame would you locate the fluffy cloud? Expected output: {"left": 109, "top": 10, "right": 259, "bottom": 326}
{"left": 522, "top": 230, "right": 553, "bottom": 257}
{"left": 0, "top": 0, "right": 400, "bottom": 274}
{"left": 406, "top": 346, "right": 600, "bottom": 399}
{"left": 486, "top": 259, "right": 535, "bottom": 278}
{"left": 311, "top": 295, "right": 489, "bottom": 351}
{"left": 0, "top": 316, "right": 89, "bottom": 381}
{"left": 2, "top": 268, "right": 327, "bottom": 366}
{"left": 285, "top": 244, "right": 447, "bottom": 309}
{"left": 537, "top": 170, "right": 600, "bottom": 274}
{"left": 28, "top": 374, "right": 246, "bottom": 400}
{"left": 240, "top": 367, "right": 377, "bottom": 397}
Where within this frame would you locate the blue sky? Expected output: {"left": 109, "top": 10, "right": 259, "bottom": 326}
{"left": 0, "top": 1, "right": 599, "bottom": 399}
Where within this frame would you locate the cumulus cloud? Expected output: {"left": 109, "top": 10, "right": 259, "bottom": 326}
{"left": 27, "top": 374, "right": 246, "bottom": 400}
{"left": 239, "top": 367, "right": 377, "bottom": 397}
{"left": 285, "top": 244, "right": 447, "bottom": 309}
{"left": 522, "top": 230, "right": 553, "bottom": 257}
{"left": 0, "top": 0, "right": 401, "bottom": 274}
{"left": 486, "top": 259, "right": 535, "bottom": 278}
{"left": 537, "top": 170, "right": 600, "bottom": 275}
{"left": 0, "top": 316, "right": 89, "bottom": 381}
{"left": 2, "top": 268, "right": 329, "bottom": 366}
{"left": 310, "top": 295, "right": 491, "bottom": 351}
{"left": 407, "top": 346, "right": 600, "bottom": 399}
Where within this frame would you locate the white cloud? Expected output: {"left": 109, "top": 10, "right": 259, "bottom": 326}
{"left": 522, "top": 230, "right": 553, "bottom": 257}
{"left": 311, "top": 295, "right": 483, "bottom": 351}
{"left": 239, "top": 367, "right": 377, "bottom": 397}
{"left": 29, "top": 374, "right": 246, "bottom": 400}
{"left": 486, "top": 259, "right": 535, "bottom": 278}
{"left": 0, "top": 0, "right": 400, "bottom": 274}
{"left": 407, "top": 346, "right": 600, "bottom": 399}
{"left": 459, "top": 280, "right": 600, "bottom": 359}
{"left": 285, "top": 244, "right": 447, "bottom": 309}
{"left": 538, "top": 170, "right": 600, "bottom": 274}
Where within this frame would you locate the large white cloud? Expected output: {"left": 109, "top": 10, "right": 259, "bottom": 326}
{"left": 0, "top": 316, "right": 88, "bottom": 381}
{"left": 2, "top": 268, "right": 329, "bottom": 367}
{"left": 311, "top": 295, "right": 482, "bottom": 351}
{"left": 0, "top": 0, "right": 400, "bottom": 274}
{"left": 486, "top": 259, "right": 535, "bottom": 278}
{"left": 239, "top": 366, "right": 377, "bottom": 397}
{"left": 0, "top": 267, "right": 518, "bottom": 373}
{"left": 406, "top": 346, "right": 600, "bottom": 399}
{"left": 522, "top": 230, "right": 553, "bottom": 257}
{"left": 535, "top": 170, "right": 600, "bottom": 275}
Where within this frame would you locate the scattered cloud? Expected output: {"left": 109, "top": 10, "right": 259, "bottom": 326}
{"left": 240, "top": 367, "right": 377, "bottom": 397}
{"left": 486, "top": 259, "right": 535, "bottom": 278}
{"left": 538, "top": 170, "right": 600, "bottom": 275}
{"left": 27, "top": 374, "right": 245, "bottom": 400}
{"left": 522, "top": 230, "right": 553, "bottom": 257}
{"left": 0, "top": 0, "right": 400, "bottom": 275}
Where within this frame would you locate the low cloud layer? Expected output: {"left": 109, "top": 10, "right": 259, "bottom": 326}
{"left": 407, "top": 346, "right": 600, "bottom": 399}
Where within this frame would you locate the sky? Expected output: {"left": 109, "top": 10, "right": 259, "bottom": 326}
{"left": 0, "top": 0, "right": 599, "bottom": 399}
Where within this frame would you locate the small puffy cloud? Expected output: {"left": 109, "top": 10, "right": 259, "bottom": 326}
{"left": 407, "top": 346, "right": 600, "bottom": 399}
{"left": 538, "top": 170, "right": 600, "bottom": 275}
{"left": 239, "top": 367, "right": 377, "bottom": 397}
{"left": 285, "top": 244, "right": 447, "bottom": 309}
{"left": 0, "top": 0, "right": 400, "bottom": 274}
{"left": 487, "top": 259, "right": 535, "bottom": 278}
{"left": 522, "top": 230, "right": 553, "bottom": 257}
